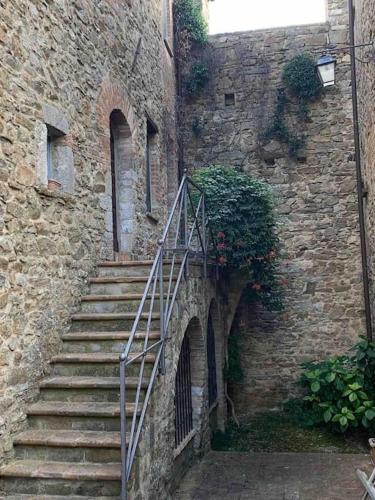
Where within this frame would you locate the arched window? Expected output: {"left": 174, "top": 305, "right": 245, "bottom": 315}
{"left": 174, "top": 334, "right": 193, "bottom": 447}
{"left": 207, "top": 310, "right": 218, "bottom": 407}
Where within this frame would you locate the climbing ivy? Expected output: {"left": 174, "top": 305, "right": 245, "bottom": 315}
{"left": 186, "top": 62, "right": 209, "bottom": 95}
{"left": 262, "top": 53, "right": 322, "bottom": 160}
{"left": 193, "top": 165, "right": 284, "bottom": 311}
{"left": 283, "top": 53, "right": 322, "bottom": 102}
{"left": 174, "top": 0, "right": 208, "bottom": 45}
{"left": 174, "top": 0, "right": 210, "bottom": 98}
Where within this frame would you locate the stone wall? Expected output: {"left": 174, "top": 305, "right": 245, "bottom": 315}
{"left": 181, "top": 2, "right": 366, "bottom": 414}
{"left": 0, "top": 0, "right": 178, "bottom": 461}
{"left": 354, "top": 0, "right": 375, "bottom": 330}
{"left": 131, "top": 273, "right": 230, "bottom": 499}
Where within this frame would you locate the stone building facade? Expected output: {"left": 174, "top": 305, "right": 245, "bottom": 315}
{"left": 354, "top": 0, "right": 375, "bottom": 330}
{"left": 182, "top": 0, "right": 366, "bottom": 414}
{"left": 0, "top": 0, "right": 231, "bottom": 497}
{"left": 0, "top": 0, "right": 178, "bottom": 459}
{"left": 0, "top": 0, "right": 371, "bottom": 497}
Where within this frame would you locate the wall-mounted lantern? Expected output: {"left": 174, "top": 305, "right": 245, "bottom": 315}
{"left": 316, "top": 54, "right": 337, "bottom": 87}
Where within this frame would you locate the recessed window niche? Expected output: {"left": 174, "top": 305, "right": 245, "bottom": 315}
{"left": 36, "top": 104, "right": 74, "bottom": 193}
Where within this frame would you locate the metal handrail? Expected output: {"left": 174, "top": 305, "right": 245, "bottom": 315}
{"left": 119, "top": 174, "right": 208, "bottom": 499}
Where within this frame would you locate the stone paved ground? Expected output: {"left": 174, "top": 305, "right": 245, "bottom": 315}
{"left": 174, "top": 452, "right": 372, "bottom": 499}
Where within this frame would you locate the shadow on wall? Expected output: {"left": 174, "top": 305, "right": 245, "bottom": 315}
{"left": 227, "top": 293, "right": 290, "bottom": 417}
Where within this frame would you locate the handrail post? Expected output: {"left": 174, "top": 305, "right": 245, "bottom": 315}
{"left": 202, "top": 193, "right": 207, "bottom": 279}
{"left": 120, "top": 356, "right": 128, "bottom": 500}
{"left": 158, "top": 241, "right": 166, "bottom": 375}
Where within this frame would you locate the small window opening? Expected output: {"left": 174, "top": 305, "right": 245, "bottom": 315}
{"left": 225, "top": 93, "right": 235, "bottom": 106}
{"left": 146, "top": 119, "right": 158, "bottom": 213}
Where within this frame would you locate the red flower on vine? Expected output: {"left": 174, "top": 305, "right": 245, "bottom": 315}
{"left": 217, "top": 232, "right": 225, "bottom": 239}
{"left": 252, "top": 283, "right": 261, "bottom": 291}
{"left": 218, "top": 255, "right": 227, "bottom": 265}
{"left": 217, "top": 243, "right": 225, "bottom": 250}
{"left": 277, "top": 278, "right": 288, "bottom": 286}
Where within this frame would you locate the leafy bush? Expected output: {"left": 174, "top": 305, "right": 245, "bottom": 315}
{"left": 298, "top": 337, "right": 375, "bottom": 432}
{"left": 174, "top": 0, "right": 208, "bottom": 44}
{"left": 193, "top": 165, "right": 283, "bottom": 310}
{"left": 282, "top": 53, "right": 322, "bottom": 102}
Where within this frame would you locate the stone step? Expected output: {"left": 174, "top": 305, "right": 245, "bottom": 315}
{"left": 0, "top": 461, "right": 120, "bottom": 496}
{"left": 70, "top": 312, "right": 160, "bottom": 332}
{"left": 14, "top": 430, "right": 121, "bottom": 448}
{"left": 50, "top": 352, "right": 156, "bottom": 377}
{"left": 39, "top": 376, "right": 148, "bottom": 403}
{"left": 79, "top": 294, "right": 162, "bottom": 313}
{"left": 50, "top": 352, "right": 155, "bottom": 364}
{"left": 27, "top": 401, "right": 137, "bottom": 418}
{"left": 96, "top": 259, "right": 180, "bottom": 278}
{"left": 61, "top": 331, "right": 160, "bottom": 341}
{"left": 89, "top": 275, "right": 178, "bottom": 295}
{"left": 40, "top": 375, "right": 146, "bottom": 389}
{"left": 1, "top": 496, "right": 118, "bottom": 499}
{"left": 81, "top": 293, "right": 162, "bottom": 301}
{"left": 14, "top": 430, "right": 122, "bottom": 464}
{"left": 61, "top": 330, "right": 160, "bottom": 353}
{"left": 26, "top": 401, "right": 138, "bottom": 432}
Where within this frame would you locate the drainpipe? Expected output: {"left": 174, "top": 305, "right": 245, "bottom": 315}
{"left": 348, "top": 0, "right": 373, "bottom": 339}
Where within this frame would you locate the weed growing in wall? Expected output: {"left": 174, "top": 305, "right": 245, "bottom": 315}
{"left": 262, "top": 53, "right": 322, "bottom": 160}
{"left": 193, "top": 165, "right": 284, "bottom": 311}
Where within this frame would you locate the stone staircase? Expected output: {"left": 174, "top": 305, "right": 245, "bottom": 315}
{"left": 0, "top": 260, "right": 165, "bottom": 499}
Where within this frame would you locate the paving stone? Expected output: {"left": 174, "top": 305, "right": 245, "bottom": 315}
{"left": 174, "top": 451, "right": 372, "bottom": 499}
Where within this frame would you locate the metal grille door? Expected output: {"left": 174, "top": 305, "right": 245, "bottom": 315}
{"left": 175, "top": 335, "right": 193, "bottom": 447}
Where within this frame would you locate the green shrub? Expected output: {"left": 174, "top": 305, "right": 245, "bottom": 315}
{"left": 297, "top": 337, "right": 375, "bottom": 432}
{"left": 282, "top": 53, "right": 322, "bottom": 102}
{"left": 193, "top": 165, "right": 283, "bottom": 310}
{"left": 174, "top": 0, "right": 208, "bottom": 44}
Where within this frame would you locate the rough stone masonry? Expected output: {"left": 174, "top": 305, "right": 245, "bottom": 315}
{"left": 0, "top": 0, "right": 179, "bottom": 462}
{"left": 182, "top": 0, "right": 366, "bottom": 413}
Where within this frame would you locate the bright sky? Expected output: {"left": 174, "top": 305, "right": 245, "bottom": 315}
{"left": 209, "top": 0, "right": 327, "bottom": 34}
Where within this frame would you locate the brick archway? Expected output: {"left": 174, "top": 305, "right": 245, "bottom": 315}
{"left": 96, "top": 76, "right": 137, "bottom": 258}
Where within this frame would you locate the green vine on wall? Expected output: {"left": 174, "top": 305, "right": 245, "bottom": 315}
{"left": 262, "top": 53, "right": 322, "bottom": 160}
{"left": 193, "top": 165, "right": 284, "bottom": 312}
{"left": 186, "top": 62, "right": 209, "bottom": 95}
{"left": 174, "top": 0, "right": 208, "bottom": 45}
{"left": 174, "top": 0, "right": 210, "bottom": 97}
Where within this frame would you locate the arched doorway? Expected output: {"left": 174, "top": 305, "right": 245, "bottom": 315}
{"left": 173, "top": 317, "right": 206, "bottom": 453}
{"left": 207, "top": 308, "right": 218, "bottom": 409}
{"left": 109, "top": 109, "right": 133, "bottom": 258}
